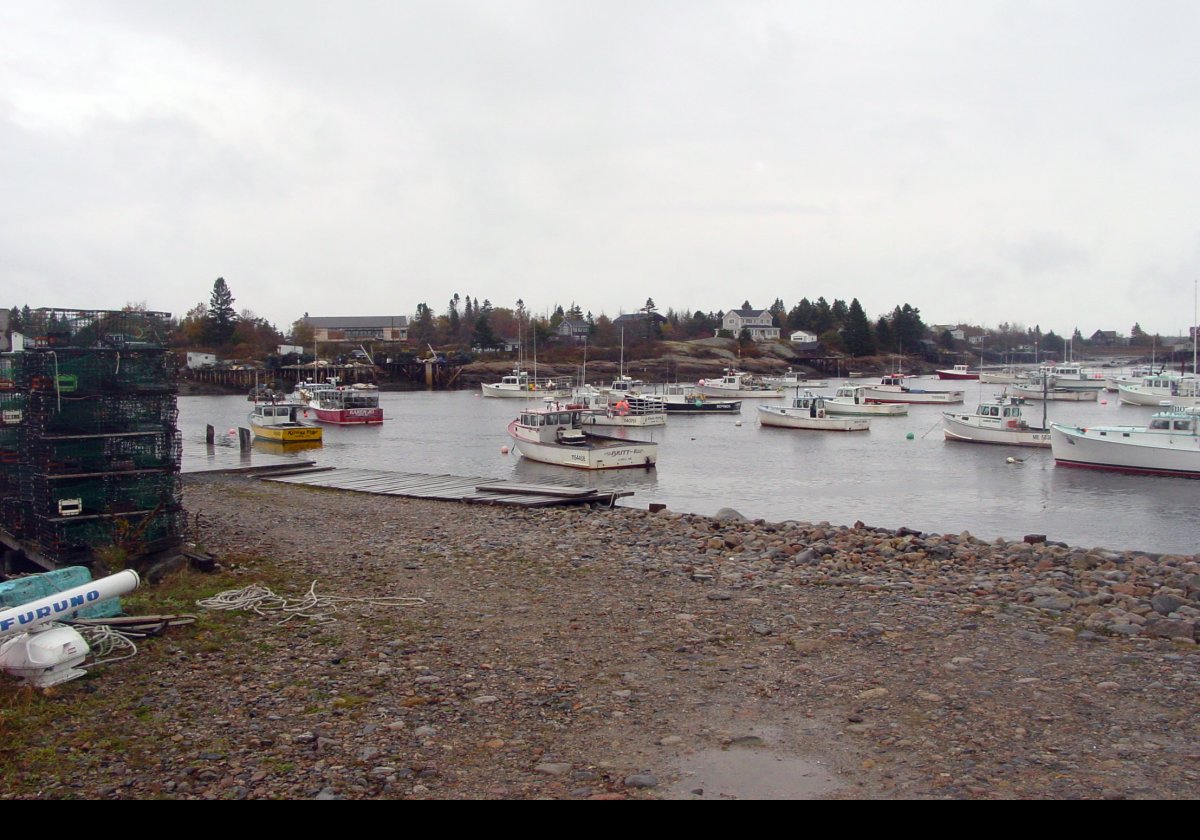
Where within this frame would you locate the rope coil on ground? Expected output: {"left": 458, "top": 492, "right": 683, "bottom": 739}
{"left": 197, "top": 581, "right": 426, "bottom": 625}
{"left": 76, "top": 624, "right": 139, "bottom": 667}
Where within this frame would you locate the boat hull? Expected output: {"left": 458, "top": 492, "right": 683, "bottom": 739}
{"left": 825, "top": 400, "right": 907, "bottom": 416}
{"left": 481, "top": 383, "right": 571, "bottom": 399}
{"left": 1014, "top": 386, "right": 1097, "bottom": 401}
{"left": 509, "top": 423, "right": 657, "bottom": 470}
{"left": 249, "top": 421, "right": 323, "bottom": 443}
{"left": 580, "top": 412, "right": 666, "bottom": 427}
{"left": 663, "top": 400, "right": 741, "bottom": 414}
{"left": 310, "top": 406, "right": 384, "bottom": 424}
{"left": 861, "top": 387, "right": 964, "bottom": 404}
{"left": 697, "top": 385, "right": 784, "bottom": 399}
{"left": 1050, "top": 424, "right": 1200, "bottom": 478}
{"left": 942, "top": 414, "right": 1051, "bottom": 448}
{"left": 757, "top": 405, "right": 870, "bottom": 431}
{"left": 936, "top": 369, "right": 979, "bottom": 380}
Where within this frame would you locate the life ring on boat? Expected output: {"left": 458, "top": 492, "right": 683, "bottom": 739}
{"left": 615, "top": 400, "right": 631, "bottom": 416}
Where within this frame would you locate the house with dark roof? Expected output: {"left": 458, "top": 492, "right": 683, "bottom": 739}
{"left": 612, "top": 311, "right": 667, "bottom": 341}
{"left": 721, "top": 304, "right": 779, "bottom": 341}
{"left": 303, "top": 316, "right": 409, "bottom": 342}
{"left": 555, "top": 317, "right": 590, "bottom": 344}
{"left": 1090, "top": 329, "right": 1123, "bottom": 346}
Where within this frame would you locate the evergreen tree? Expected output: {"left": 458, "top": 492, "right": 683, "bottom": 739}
{"left": 206, "top": 277, "right": 237, "bottom": 346}
{"left": 843, "top": 298, "right": 875, "bottom": 357}
{"left": 473, "top": 311, "right": 499, "bottom": 350}
{"left": 411, "top": 303, "right": 436, "bottom": 344}
{"left": 875, "top": 316, "right": 893, "bottom": 352}
{"left": 448, "top": 295, "right": 461, "bottom": 341}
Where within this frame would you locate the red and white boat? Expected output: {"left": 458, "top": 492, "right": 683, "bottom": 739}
{"left": 295, "top": 380, "right": 384, "bottom": 424}
{"left": 935, "top": 364, "right": 979, "bottom": 380}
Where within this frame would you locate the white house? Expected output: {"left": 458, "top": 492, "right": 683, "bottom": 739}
{"left": 789, "top": 330, "right": 818, "bottom": 344}
{"left": 721, "top": 305, "right": 780, "bottom": 341}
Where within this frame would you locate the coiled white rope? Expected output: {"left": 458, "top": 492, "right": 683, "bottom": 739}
{"left": 76, "top": 624, "right": 139, "bottom": 667}
{"left": 196, "top": 581, "right": 425, "bottom": 626}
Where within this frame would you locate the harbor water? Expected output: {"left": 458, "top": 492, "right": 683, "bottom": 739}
{"left": 181, "top": 379, "right": 1199, "bottom": 555}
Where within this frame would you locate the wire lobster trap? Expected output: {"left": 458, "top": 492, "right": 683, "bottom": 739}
{"left": 19, "top": 309, "right": 172, "bottom": 350}
{"left": 22, "top": 392, "right": 178, "bottom": 436}
{"left": 19, "top": 348, "right": 176, "bottom": 395}
{"left": 35, "top": 506, "right": 185, "bottom": 564}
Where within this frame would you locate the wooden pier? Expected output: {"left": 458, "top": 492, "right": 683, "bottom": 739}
{"left": 258, "top": 467, "right": 632, "bottom": 508}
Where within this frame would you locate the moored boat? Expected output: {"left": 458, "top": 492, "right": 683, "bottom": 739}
{"left": 942, "top": 394, "right": 1051, "bottom": 448}
{"left": 305, "top": 382, "right": 384, "bottom": 424}
{"left": 824, "top": 384, "right": 908, "bottom": 416}
{"left": 861, "top": 375, "right": 965, "bottom": 404}
{"left": 979, "top": 367, "right": 1025, "bottom": 385}
{"left": 482, "top": 369, "right": 572, "bottom": 399}
{"left": 508, "top": 403, "right": 657, "bottom": 469}
{"left": 1050, "top": 407, "right": 1200, "bottom": 478}
{"left": 936, "top": 364, "right": 979, "bottom": 380}
{"left": 761, "top": 367, "right": 829, "bottom": 388}
{"left": 697, "top": 370, "right": 784, "bottom": 399}
{"left": 574, "top": 389, "right": 667, "bottom": 428}
{"left": 1013, "top": 384, "right": 1097, "bottom": 401}
{"left": 1025, "top": 364, "right": 1106, "bottom": 392}
{"left": 757, "top": 392, "right": 871, "bottom": 431}
{"left": 1116, "top": 374, "right": 1200, "bottom": 408}
{"left": 248, "top": 403, "right": 323, "bottom": 444}
{"left": 658, "top": 384, "right": 741, "bottom": 414}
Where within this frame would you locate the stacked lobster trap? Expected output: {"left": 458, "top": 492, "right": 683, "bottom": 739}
{"left": 0, "top": 309, "right": 183, "bottom": 566}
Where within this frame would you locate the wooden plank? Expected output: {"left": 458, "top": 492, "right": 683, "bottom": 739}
{"left": 474, "top": 482, "right": 597, "bottom": 498}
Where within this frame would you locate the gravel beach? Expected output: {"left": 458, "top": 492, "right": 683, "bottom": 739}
{"left": 4, "top": 472, "right": 1197, "bottom": 799}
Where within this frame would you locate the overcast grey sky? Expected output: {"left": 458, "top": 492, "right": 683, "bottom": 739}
{"left": 3, "top": 1, "right": 1199, "bottom": 337}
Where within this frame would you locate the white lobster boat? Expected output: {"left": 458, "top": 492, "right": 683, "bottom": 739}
{"left": 761, "top": 368, "right": 828, "bottom": 388}
{"left": 758, "top": 392, "right": 871, "bottom": 432}
{"left": 825, "top": 384, "right": 908, "bottom": 416}
{"left": 508, "top": 403, "right": 657, "bottom": 469}
{"left": 1013, "top": 383, "right": 1097, "bottom": 401}
{"left": 861, "top": 375, "right": 964, "bottom": 405}
{"left": 1116, "top": 374, "right": 1200, "bottom": 408}
{"left": 697, "top": 370, "right": 784, "bottom": 399}
{"left": 942, "top": 395, "right": 1051, "bottom": 448}
{"left": 574, "top": 388, "right": 667, "bottom": 428}
{"left": 482, "top": 369, "right": 571, "bottom": 399}
{"left": 1050, "top": 407, "right": 1200, "bottom": 478}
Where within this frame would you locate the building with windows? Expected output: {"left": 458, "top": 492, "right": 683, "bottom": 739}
{"left": 303, "top": 316, "right": 409, "bottom": 343}
{"left": 721, "top": 305, "right": 780, "bottom": 341}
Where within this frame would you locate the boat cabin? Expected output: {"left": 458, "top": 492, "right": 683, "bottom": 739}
{"left": 789, "top": 392, "right": 827, "bottom": 417}
{"left": 1148, "top": 411, "right": 1198, "bottom": 433}
{"left": 252, "top": 403, "right": 302, "bottom": 426}
{"left": 517, "top": 406, "right": 587, "bottom": 444}
{"left": 834, "top": 384, "right": 869, "bottom": 404}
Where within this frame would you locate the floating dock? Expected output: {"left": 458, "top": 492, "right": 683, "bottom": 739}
{"left": 257, "top": 467, "right": 633, "bottom": 508}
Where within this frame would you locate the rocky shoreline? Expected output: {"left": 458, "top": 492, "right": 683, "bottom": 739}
{"left": 4, "top": 473, "right": 1196, "bottom": 799}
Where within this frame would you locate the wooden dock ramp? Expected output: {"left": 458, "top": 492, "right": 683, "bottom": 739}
{"left": 259, "top": 468, "right": 632, "bottom": 508}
